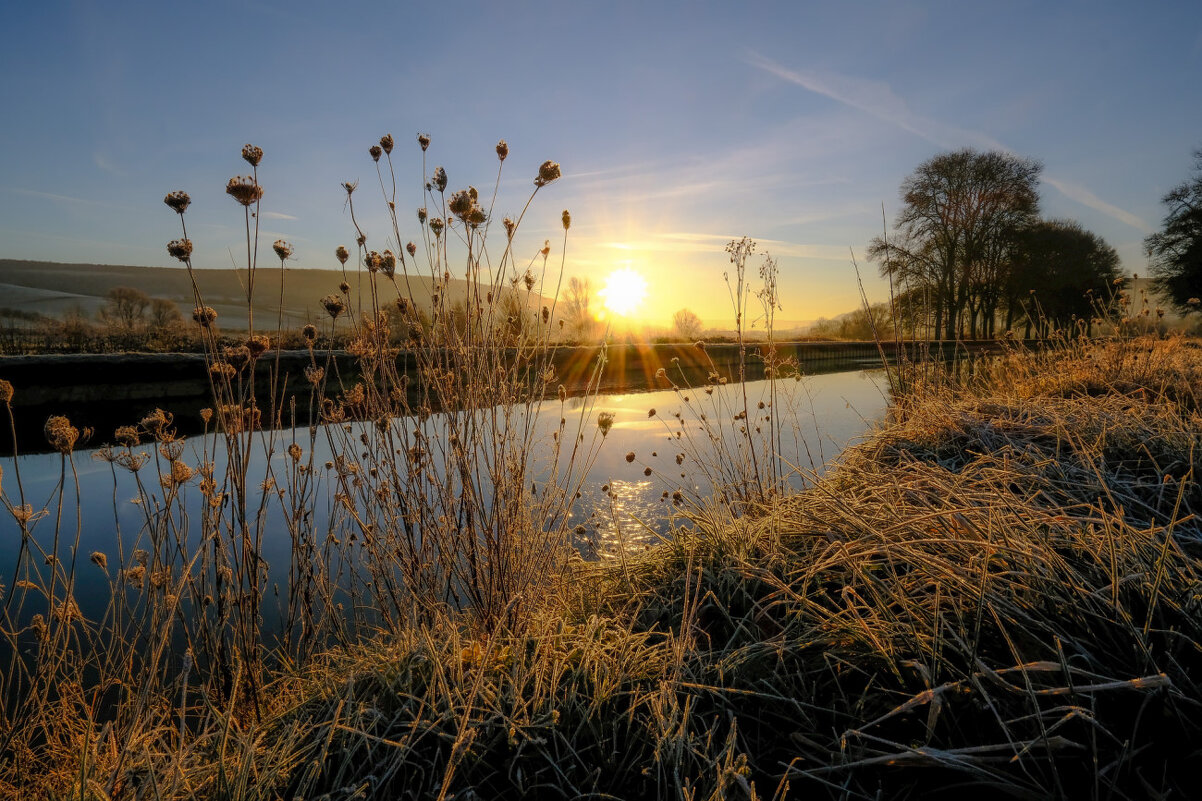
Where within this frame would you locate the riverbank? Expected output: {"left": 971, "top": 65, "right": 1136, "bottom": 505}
{"left": 0, "top": 340, "right": 996, "bottom": 453}
{"left": 7, "top": 336, "right": 1201, "bottom": 798}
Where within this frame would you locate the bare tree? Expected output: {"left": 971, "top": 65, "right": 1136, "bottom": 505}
{"left": 561, "top": 276, "right": 600, "bottom": 342}
{"left": 1147, "top": 147, "right": 1202, "bottom": 312}
{"left": 870, "top": 149, "right": 1041, "bottom": 339}
{"left": 672, "top": 307, "right": 703, "bottom": 340}
{"left": 97, "top": 286, "right": 152, "bottom": 329}
{"left": 149, "top": 297, "right": 182, "bottom": 330}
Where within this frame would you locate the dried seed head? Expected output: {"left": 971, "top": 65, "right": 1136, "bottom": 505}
{"left": 209, "top": 362, "right": 236, "bottom": 380}
{"left": 343, "top": 180, "right": 358, "bottom": 196}
{"left": 417, "top": 207, "right": 427, "bottom": 224}
{"left": 304, "top": 365, "right": 324, "bottom": 385}
{"left": 535, "top": 160, "right": 561, "bottom": 187}
{"left": 44, "top": 415, "right": 79, "bottom": 454}
{"left": 495, "top": 139, "right": 509, "bottom": 161}
{"left": 140, "top": 408, "right": 173, "bottom": 437}
{"left": 417, "top": 133, "right": 431, "bottom": 151}
{"left": 365, "top": 250, "right": 382, "bottom": 273}
{"left": 114, "top": 425, "right": 139, "bottom": 446}
{"left": 167, "top": 238, "right": 193, "bottom": 262}
{"left": 406, "top": 241, "right": 417, "bottom": 257}
{"left": 0, "top": 380, "right": 14, "bottom": 403}
{"left": 164, "top": 191, "right": 191, "bottom": 214}
{"left": 169, "top": 459, "right": 194, "bottom": 485}
{"left": 429, "top": 218, "right": 444, "bottom": 237}
{"left": 503, "top": 217, "right": 516, "bottom": 240}
{"left": 226, "top": 175, "right": 263, "bottom": 206}
{"left": 192, "top": 306, "right": 217, "bottom": 327}
{"left": 335, "top": 245, "right": 349, "bottom": 264}
{"left": 380, "top": 250, "right": 396, "bottom": 278}
{"left": 222, "top": 346, "right": 251, "bottom": 370}
{"left": 448, "top": 190, "right": 472, "bottom": 218}
{"left": 597, "top": 412, "right": 614, "bottom": 437}
{"left": 369, "top": 144, "right": 382, "bottom": 162}
{"left": 432, "top": 166, "right": 448, "bottom": 192}
{"left": 339, "top": 281, "right": 350, "bottom": 294}
{"left": 288, "top": 442, "right": 303, "bottom": 462}
{"left": 241, "top": 143, "right": 263, "bottom": 167}
{"left": 561, "top": 210, "right": 572, "bottom": 231}
{"left": 625, "top": 451, "right": 635, "bottom": 463}
{"left": 321, "top": 294, "right": 346, "bottom": 319}
{"left": 90, "top": 551, "right": 107, "bottom": 569}
{"left": 302, "top": 323, "right": 318, "bottom": 341}
{"left": 246, "top": 335, "right": 270, "bottom": 357}
{"left": 273, "top": 239, "right": 293, "bottom": 260}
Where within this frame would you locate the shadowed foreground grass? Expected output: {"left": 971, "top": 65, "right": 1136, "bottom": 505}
{"left": 9, "top": 337, "right": 1202, "bottom": 800}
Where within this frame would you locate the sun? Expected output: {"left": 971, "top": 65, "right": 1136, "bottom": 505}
{"left": 598, "top": 267, "right": 647, "bottom": 318}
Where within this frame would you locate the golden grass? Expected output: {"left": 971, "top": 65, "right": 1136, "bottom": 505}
{"left": 6, "top": 336, "right": 1180, "bottom": 800}
{"left": 3, "top": 132, "right": 1200, "bottom": 798}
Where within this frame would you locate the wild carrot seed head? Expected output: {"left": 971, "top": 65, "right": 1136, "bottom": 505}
{"left": 241, "top": 143, "right": 263, "bottom": 167}
{"left": 192, "top": 306, "right": 217, "bottom": 327}
{"left": 44, "top": 415, "right": 79, "bottom": 454}
{"left": 246, "top": 335, "right": 270, "bottom": 358}
{"left": 167, "top": 238, "right": 193, "bottom": 262}
{"left": 535, "top": 160, "right": 561, "bottom": 187}
{"left": 321, "top": 294, "right": 346, "bottom": 319}
{"left": 226, "top": 175, "right": 263, "bottom": 206}
{"left": 164, "top": 190, "right": 191, "bottom": 214}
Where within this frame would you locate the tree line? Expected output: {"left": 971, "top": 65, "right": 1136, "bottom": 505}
{"left": 869, "top": 148, "right": 1124, "bottom": 340}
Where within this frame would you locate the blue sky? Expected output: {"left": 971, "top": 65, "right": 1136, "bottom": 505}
{"left": 1, "top": 0, "right": 1199, "bottom": 325}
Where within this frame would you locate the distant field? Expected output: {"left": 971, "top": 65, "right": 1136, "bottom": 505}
{"left": 0, "top": 258, "right": 542, "bottom": 331}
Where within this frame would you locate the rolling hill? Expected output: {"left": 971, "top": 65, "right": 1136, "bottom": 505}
{"left": 0, "top": 259, "right": 551, "bottom": 331}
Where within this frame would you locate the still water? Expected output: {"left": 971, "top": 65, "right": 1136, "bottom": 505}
{"left": 0, "top": 370, "right": 886, "bottom": 616}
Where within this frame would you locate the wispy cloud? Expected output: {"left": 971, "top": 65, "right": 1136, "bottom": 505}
{"left": 262, "top": 211, "right": 298, "bottom": 221}
{"left": 749, "top": 52, "right": 1150, "bottom": 233}
{"left": 1043, "top": 177, "right": 1150, "bottom": 232}
{"left": 599, "top": 232, "right": 849, "bottom": 262}
{"left": 5, "top": 187, "right": 108, "bottom": 207}
{"left": 747, "top": 53, "right": 1005, "bottom": 152}
{"left": 92, "top": 151, "right": 125, "bottom": 177}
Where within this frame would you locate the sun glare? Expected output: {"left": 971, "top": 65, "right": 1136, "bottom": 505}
{"left": 598, "top": 267, "right": 647, "bottom": 318}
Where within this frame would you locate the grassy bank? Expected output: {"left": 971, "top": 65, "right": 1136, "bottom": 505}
{"left": 10, "top": 336, "right": 1197, "bottom": 799}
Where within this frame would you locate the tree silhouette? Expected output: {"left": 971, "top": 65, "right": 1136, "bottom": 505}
{"left": 672, "top": 308, "right": 702, "bottom": 340}
{"left": 1010, "top": 219, "right": 1122, "bottom": 337}
{"left": 97, "top": 286, "right": 152, "bottom": 329}
{"left": 1147, "top": 147, "right": 1202, "bottom": 312}
{"left": 871, "top": 149, "right": 1041, "bottom": 339}
{"left": 561, "top": 276, "right": 600, "bottom": 342}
